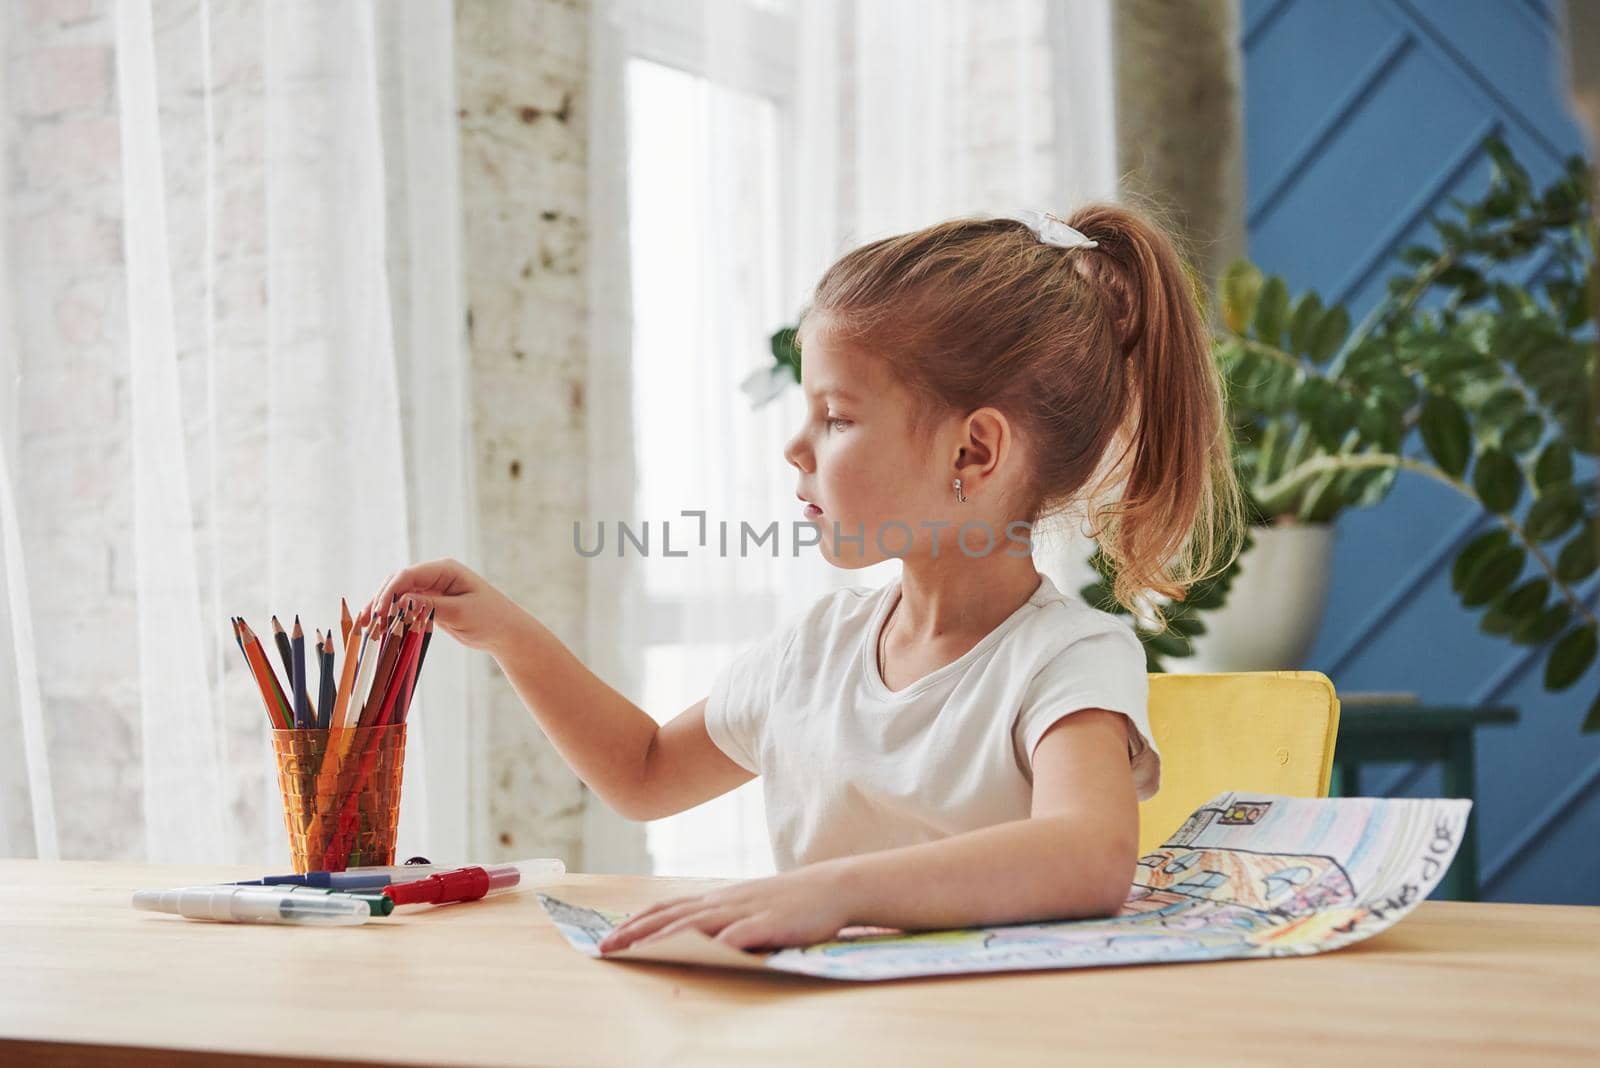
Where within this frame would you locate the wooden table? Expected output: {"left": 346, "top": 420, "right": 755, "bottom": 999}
{"left": 3, "top": 861, "right": 1598, "bottom": 1066}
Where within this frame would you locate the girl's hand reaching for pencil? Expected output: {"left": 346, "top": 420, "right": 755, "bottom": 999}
{"left": 357, "top": 558, "right": 525, "bottom": 654}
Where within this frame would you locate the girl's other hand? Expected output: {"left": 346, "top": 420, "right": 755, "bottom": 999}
{"left": 355, "top": 558, "right": 524, "bottom": 654}
{"left": 595, "top": 862, "right": 857, "bottom": 954}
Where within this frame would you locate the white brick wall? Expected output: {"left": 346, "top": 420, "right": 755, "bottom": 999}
{"left": 455, "top": 0, "right": 590, "bottom": 864}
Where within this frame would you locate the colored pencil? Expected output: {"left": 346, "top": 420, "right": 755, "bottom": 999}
{"left": 377, "top": 596, "right": 400, "bottom": 663}
{"left": 237, "top": 619, "right": 292, "bottom": 729}
{"left": 329, "top": 619, "right": 365, "bottom": 731}
{"left": 270, "top": 616, "right": 294, "bottom": 686}
{"left": 231, "top": 619, "right": 279, "bottom": 729}
{"left": 244, "top": 617, "right": 296, "bottom": 716}
{"left": 291, "top": 616, "right": 311, "bottom": 730}
{"left": 415, "top": 609, "right": 434, "bottom": 676}
{"left": 350, "top": 616, "right": 384, "bottom": 729}
{"left": 357, "top": 617, "right": 405, "bottom": 729}
{"left": 372, "top": 615, "right": 423, "bottom": 728}
{"left": 399, "top": 608, "right": 433, "bottom": 723}
{"left": 368, "top": 602, "right": 391, "bottom": 682}
{"left": 395, "top": 651, "right": 419, "bottom": 726}
{"left": 339, "top": 597, "right": 353, "bottom": 647}
{"left": 239, "top": 618, "right": 292, "bottom": 725}
{"left": 371, "top": 613, "right": 410, "bottom": 726}
{"left": 316, "top": 631, "right": 336, "bottom": 730}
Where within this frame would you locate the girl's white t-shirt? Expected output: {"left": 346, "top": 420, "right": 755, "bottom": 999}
{"left": 703, "top": 571, "right": 1161, "bottom": 872}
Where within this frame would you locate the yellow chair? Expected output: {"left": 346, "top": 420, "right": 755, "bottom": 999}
{"left": 1136, "top": 671, "right": 1341, "bottom": 856}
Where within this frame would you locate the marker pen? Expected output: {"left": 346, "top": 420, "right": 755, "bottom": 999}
{"left": 152, "top": 883, "right": 393, "bottom": 917}
{"left": 236, "top": 864, "right": 449, "bottom": 891}
{"left": 383, "top": 858, "right": 566, "bottom": 906}
{"left": 132, "top": 886, "right": 370, "bottom": 926}
{"left": 247, "top": 884, "right": 395, "bottom": 917}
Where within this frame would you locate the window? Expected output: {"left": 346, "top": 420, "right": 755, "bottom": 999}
{"left": 624, "top": 26, "right": 793, "bottom": 877}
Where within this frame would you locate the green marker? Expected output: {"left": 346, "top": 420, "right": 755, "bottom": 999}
{"left": 260, "top": 884, "right": 395, "bottom": 917}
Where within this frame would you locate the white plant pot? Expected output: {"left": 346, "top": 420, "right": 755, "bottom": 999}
{"left": 1183, "top": 523, "right": 1336, "bottom": 673}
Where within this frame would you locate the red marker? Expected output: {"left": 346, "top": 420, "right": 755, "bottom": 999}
{"left": 381, "top": 858, "right": 564, "bottom": 906}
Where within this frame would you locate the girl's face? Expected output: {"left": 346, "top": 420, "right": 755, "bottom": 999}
{"left": 783, "top": 328, "right": 957, "bottom": 568}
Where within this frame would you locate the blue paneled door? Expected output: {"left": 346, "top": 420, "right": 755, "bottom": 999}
{"left": 1243, "top": 0, "right": 1596, "bottom": 904}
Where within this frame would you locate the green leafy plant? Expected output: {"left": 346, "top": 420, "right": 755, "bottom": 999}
{"left": 762, "top": 137, "right": 1600, "bottom": 728}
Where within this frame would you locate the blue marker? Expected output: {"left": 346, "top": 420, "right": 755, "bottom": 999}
{"left": 235, "top": 863, "right": 448, "bottom": 891}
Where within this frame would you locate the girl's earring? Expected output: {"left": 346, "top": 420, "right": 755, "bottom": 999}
{"left": 953, "top": 478, "right": 967, "bottom": 504}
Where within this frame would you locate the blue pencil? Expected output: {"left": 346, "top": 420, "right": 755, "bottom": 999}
{"left": 316, "top": 631, "right": 335, "bottom": 730}
{"left": 291, "top": 616, "right": 311, "bottom": 729}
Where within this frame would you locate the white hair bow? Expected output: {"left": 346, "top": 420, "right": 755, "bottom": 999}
{"left": 1009, "top": 209, "right": 1098, "bottom": 250}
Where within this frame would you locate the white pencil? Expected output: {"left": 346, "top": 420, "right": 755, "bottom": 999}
{"left": 346, "top": 618, "right": 383, "bottom": 728}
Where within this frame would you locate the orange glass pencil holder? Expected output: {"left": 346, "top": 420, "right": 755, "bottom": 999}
{"left": 270, "top": 723, "right": 407, "bottom": 873}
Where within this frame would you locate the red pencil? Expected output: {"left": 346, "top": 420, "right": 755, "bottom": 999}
{"left": 356, "top": 616, "right": 405, "bottom": 729}
{"left": 371, "top": 616, "right": 423, "bottom": 728}
{"left": 400, "top": 608, "right": 433, "bottom": 723}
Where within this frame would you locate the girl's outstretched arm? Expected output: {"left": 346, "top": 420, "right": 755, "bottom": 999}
{"left": 490, "top": 612, "right": 754, "bottom": 821}
{"left": 359, "top": 558, "right": 752, "bottom": 822}
{"left": 597, "top": 708, "right": 1140, "bottom": 952}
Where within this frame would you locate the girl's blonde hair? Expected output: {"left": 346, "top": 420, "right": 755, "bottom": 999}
{"left": 797, "top": 200, "right": 1244, "bottom": 620}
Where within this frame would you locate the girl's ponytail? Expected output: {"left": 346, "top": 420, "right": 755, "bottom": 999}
{"left": 1065, "top": 202, "right": 1244, "bottom": 617}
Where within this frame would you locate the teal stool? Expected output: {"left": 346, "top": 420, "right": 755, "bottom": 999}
{"left": 1329, "top": 699, "right": 1518, "bottom": 901}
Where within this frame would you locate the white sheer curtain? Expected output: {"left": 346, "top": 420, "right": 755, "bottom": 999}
{"left": 0, "top": 0, "right": 476, "bottom": 865}
{"left": 584, "top": 0, "right": 1118, "bottom": 876}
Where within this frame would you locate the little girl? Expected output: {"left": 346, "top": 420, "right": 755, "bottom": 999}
{"left": 358, "top": 202, "right": 1240, "bottom": 954}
